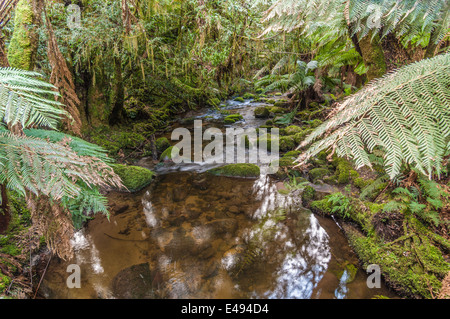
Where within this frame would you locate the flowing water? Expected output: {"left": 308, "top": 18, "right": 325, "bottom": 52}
{"left": 40, "top": 98, "right": 398, "bottom": 299}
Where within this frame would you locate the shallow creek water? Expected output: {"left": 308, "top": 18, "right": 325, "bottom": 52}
{"left": 40, "top": 98, "right": 397, "bottom": 299}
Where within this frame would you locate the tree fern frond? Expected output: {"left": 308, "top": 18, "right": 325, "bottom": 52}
{"left": 298, "top": 53, "right": 450, "bottom": 179}
{"left": 0, "top": 68, "right": 68, "bottom": 129}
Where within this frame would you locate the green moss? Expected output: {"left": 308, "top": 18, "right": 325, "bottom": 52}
{"left": 359, "top": 175, "right": 389, "bottom": 201}
{"left": 224, "top": 114, "right": 244, "bottom": 124}
{"left": 302, "top": 185, "right": 316, "bottom": 205}
{"left": 243, "top": 93, "right": 255, "bottom": 99}
{"left": 274, "top": 92, "right": 283, "bottom": 96}
{"left": 310, "top": 197, "right": 333, "bottom": 215}
{"left": 207, "top": 164, "right": 260, "bottom": 178}
{"left": 284, "top": 150, "right": 301, "bottom": 158}
{"left": 112, "top": 164, "right": 154, "bottom": 192}
{"left": 254, "top": 107, "right": 270, "bottom": 119}
{"left": 284, "top": 125, "right": 303, "bottom": 136}
{"left": 0, "top": 270, "right": 11, "bottom": 295}
{"left": 268, "top": 106, "right": 286, "bottom": 114}
{"left": 7, "top": 0, "right": 36, "bottom": 70}
{"left": 234, "top": 97, "right": 245, "bottom": 102}
{"left": 160, "top": 146, "right": 180, "bottom": 161}
{"left": 293, "top": 129, "right": 313, "bottom": 144}
{"left": 273, "top": 101, "right": 288, "bottom": 107}
{"left": 309, "top": 168, "right": 330, "bottom": 182}
{"left": 155, "top": 137, "right": 171, "bottom": 153}
{"left": 345, "top": 227, "right": 445, "bottom": 299}
{"left": 279, "top": 136, "right": 296, "bottom": 152}
{"left": 354, "top": 177, "right": 374, "bottom": 190}
{"left": 309, "top": 119, "right": 323, "bottom": 128}
{"left": 207, "top": 98, "right": 221, "bottom": 107}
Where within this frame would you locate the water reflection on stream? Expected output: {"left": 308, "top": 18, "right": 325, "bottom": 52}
{"left": 40, "top": 98, "right": 397, "bottom": 299}
{"left": 40, "top": 172, "right": 396, "bottom": 299}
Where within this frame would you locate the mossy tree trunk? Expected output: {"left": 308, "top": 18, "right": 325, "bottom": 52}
{"left": 0, "top": 184, "right": 10, "bottom": 234}
{"left": 357, "top": 31, "right": 387, "bottom": 81}
{"left": 7, "top": 0, "right": 42, "bottom": 70}
{"left": 109, "top": 55, "right": 126, "bottom": 126}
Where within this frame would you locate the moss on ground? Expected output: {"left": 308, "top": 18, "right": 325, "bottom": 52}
{"left": 112, "top": 164, "right": 154, "bottom": 192}
{"left": 207, "top": 164, "right": 260, "bottom": 178}
{"left": 155, "top": 137, "right": 171, "bottom": 153}
{"left": 224, "top": 114, "right": 244, "bottom": 124}
{"left": 254, "top": 107, "right": 270, "bottom": 119}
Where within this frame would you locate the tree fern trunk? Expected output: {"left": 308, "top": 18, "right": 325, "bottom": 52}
{"left": 7, "top": 0, "right": 42, "bottom": 70}
{"left": 0, "top": 184, "right": 10, "bottom": 234}
{"left": 357, "top": 31, "right": 387, "bottom": 81}
{"left": 109, "top": 56, "right": 126, "bottom": 126}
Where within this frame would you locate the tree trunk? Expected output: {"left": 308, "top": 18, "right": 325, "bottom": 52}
{"left": 7, "top": 0, "right": 42, "bottom": 70}
{"left": 109, "top": 56, "right": 126, "bottom": 126}
{"left": 0, "top": 184, "right": 10, "bottom": 234}
{"left": 357, "top": 31, "right": 387, "bottom": 81}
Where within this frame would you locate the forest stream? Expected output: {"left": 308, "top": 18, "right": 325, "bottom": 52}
{"left": 39, "top": 98, "right": 397, "bottom": 299}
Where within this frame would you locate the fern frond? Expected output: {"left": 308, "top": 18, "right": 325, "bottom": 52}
{"left": 0, "top": 68, "right": 67, "bottom": 129}
{"left": 298, "top": 53, "right": 450, "bottom": 179}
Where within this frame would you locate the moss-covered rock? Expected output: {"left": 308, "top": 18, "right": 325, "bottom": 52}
{"left": 345, "top": 224, "right": 448, "bottom": 299}
{"left": 160, "top": 146, "right": 180, "bottom": 161}
{"left": 279, "top": 136, "right": 296, "bottom": 152}
{"left": 254, "top": 107, "right": 270, "bottom": 119}
{"left": 234, "top": 97, "right": 245, "bottom": 102}
{"left": 359, "top": 175, "right": 389, "bottom": 201}
{"left": 112, "top": 164, "right": 155, "bottom": 192}
{"left": 268, "top": 106, "right": 286, "bottom": 114}
{"left": 302, "top": 185, "right": 316, "bottom": 206}
{"left": 207, "top": 164, "right": 260, "bottom": 178}
{"left": 284, "top": 125, "right": 303, "bottom": 136}
{"left": 224, "top": 114, "right": 244, "bottom": 124}
{"left": 243, "top": 93, "right": 255, "bottom": 100}
{"left": 293, "top": 129, "right": 313, "bottom": 144}
{"left": 309, "top": 119, "right": 323, "bottom": 129}
{"left": 309, "top": 168, "right": 330, "bottom": 182}
{"left": 155, "top": 137, "right": 171, "bottom": 153}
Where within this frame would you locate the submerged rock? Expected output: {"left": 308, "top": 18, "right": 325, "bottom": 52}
{"left": 207, "top": 164, "right": 260, "bottom": 178}
{"left": 111, "top": 263, "right": 160, "bottom": 299}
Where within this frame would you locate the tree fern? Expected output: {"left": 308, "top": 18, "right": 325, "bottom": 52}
{"left": 0, "top": 68, "right": 68, "bottom": 129}
{"left": 298, "top": 53, "right": 450, "bottom": 179}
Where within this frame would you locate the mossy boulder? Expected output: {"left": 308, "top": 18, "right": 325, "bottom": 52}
{"left": 234, "top": 97, "right": 245, "bottom": 103}
{"left": 268, "top": 106, "right": 286, "bottom": 114}
{"left": 301, "top": 185, "right": 316, "bottom": 206}
{"left": 283, "top": 125, "right": 303, "bottom": 136}
{"left": 279, "top": 136, "right": 296, "bottom": 152}
{"left": 224, "top": 114, "right": 244, "bottom": 124}
{"left": 160, "top": 146, "right": 181, "bottom": 161}
{"left": 243, "top": 93, "right": 255, "bottom": 100}
{"left": 155, "top": 137, "right": 171, "bottom": 153}
{"left": 207, "top": 164, "right": 260, "bottom": 178}
{"left": 254, "top": 107, "right": 270, "bottom": 119}
{"left": 309, "top": 168, "right": 330, "bottom": 182}
{"left": 359, "top": 175, "right": 389, "bottom": 201}
{"left": 293, "top": 129, "right": 313, "bottom": 144}
{"left": 112, "top": 164, "right": 154, "bottom": 192}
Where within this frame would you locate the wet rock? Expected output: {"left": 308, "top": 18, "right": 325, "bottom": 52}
{"left": 207, "top": 219, "right": 238, "bottom": 237}
{"left": 192, "top": 176, "right": 210, "bottom": 190}
{"left": 165, "top": 229, "right": 197, "bottom": 256}
{"left": 203, "top": 260, "right": 220, "bottom": 279}
{"left": 172, "top": 186, "right": 190, "bottom": 202}
{"left": 309, "top": 183, "right": 339, "bottom": 200}
{"left": 113, "top": 204, "right": 129, "bottom": 216}
{"left": 111, "top": 263, "right": 159, "bottom": 299}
